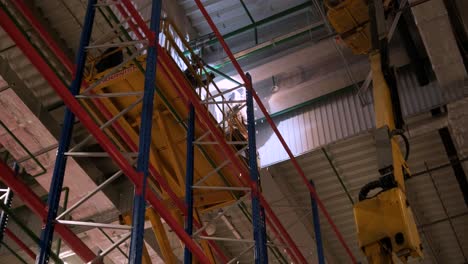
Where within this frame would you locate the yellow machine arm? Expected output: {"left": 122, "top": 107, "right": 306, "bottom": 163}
{"left": 325, "top": 0, "right": 423, "bottom": 263}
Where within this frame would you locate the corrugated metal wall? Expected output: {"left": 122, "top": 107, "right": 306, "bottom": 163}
{"left": 267, "top": 130, "right": 468, "bottom": 263}
{"left": 398, "top": 67, "right": 465, "bottom": 117}
{"left": 257, "top": 66, "right": 465, "bottom": 167}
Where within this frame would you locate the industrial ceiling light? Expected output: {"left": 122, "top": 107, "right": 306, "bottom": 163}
{"left": 271, "top": 75, "right": 280, "bottom": 93}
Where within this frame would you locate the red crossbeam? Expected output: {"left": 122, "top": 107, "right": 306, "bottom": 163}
{"left": 5, "top": 228, "right": 37, "bottom": 260}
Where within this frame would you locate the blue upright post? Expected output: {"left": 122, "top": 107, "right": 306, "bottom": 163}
{"left": 309, "top": 180, "right": 325, "bottom": 264}
{"left": 246, "top": 73, "right": 268, "bottom": 264}
{"left": 260, "top": 206, "right": 268, "bottom": 259}
{"left": 37, "top": 1, "right": 97, "bottom": 263}
{"left": 184, "top": 105, "right": 195, "bottom": 264}
{"left": 128, "top": 1, "right": 162, "bottom": 264}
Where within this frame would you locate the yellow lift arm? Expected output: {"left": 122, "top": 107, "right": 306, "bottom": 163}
{"left": 325, "top": 0, "right": 423, "bottom": 263}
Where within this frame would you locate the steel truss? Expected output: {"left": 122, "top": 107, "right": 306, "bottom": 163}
{"left": 0, "top": 0, "right": 358, "bottom": 263}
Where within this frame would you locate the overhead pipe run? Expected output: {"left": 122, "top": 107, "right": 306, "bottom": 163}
{"left": 0, "top": 198, "right": 64, "bottom": 263}
{"left": 0, "top": 161, "right": 96, "bottom": 262}
{"left": 189, "top": 1, "right": 313, "bottom": 48}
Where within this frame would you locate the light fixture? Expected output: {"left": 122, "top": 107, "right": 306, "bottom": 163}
{"left": 271, "top": 75, "right": 279, "bottom": 93}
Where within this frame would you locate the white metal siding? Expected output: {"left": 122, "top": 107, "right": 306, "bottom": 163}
{"left": 257, "top": 67, "right": 465, "bottom": 167}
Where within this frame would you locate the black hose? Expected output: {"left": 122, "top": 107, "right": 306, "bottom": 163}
{"left": 358, "top": 180, "right": 382, "bottom": 201}
{"left": 391, "top": 129, "right": 410, "bottom": 161}
{"left": 359, "top": 174, "right": 397, "bottom": 201}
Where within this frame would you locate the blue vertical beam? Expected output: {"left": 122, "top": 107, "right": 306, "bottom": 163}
{"left": 184, "top": 105, "right": 195, "bottom": 264}
{"left": 246, "top": 73, "right": 268, "bottom": 264}
{"left": 309, "top": 180, "right": 325, "bottom": 264}
{"left": 260, "top": 206, "right": 268, "bottom": 260}
{"left": 37, "top": 1, "right": 97, "bottom": 263}
{"left": 128, "top": 1, "right": 162, "bottom": 263}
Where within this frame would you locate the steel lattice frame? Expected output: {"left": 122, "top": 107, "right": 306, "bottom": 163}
{"left": 0, "top": 0, "right": 360, "bottom": 263}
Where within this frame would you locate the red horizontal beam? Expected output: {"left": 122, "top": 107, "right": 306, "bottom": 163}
{"left": 0, "top": 8, "right": 211, "bottom": 264}
{"left": 5, "top": 228, "right": 36, "bottom": 260}
{"left": 193, "top": 1, "right": 357, "bottom": 262}
{"left": 0, "top": 162, "right": 96, "bottom": 262}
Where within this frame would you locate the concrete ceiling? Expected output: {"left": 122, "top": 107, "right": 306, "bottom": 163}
{"left": 0, "top": 0, "right": 467, "bottom": 263}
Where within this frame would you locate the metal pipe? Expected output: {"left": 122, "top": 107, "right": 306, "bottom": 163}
{"left": 85, "top": 40, "right": 147, "bottom": 49}
{"left": 5, "top": 228, "right": 36, "bottom": 260}
{"left": 239, "top": 0, "right": 258, "bottom": 44}
{"left": 0, "top": 241, "right": 28, "bottom": 264}
{"left": 193, "top": 1, "right": 357, "bottom": 262}
{"left": 0, "top": 161, "right": 96, "bottom": 261}
{"left": 98, "top": 228, "right": 128, "bottom": 258}
{"left": 56, "top": 220, "right": 132, "bottom": 230}
{"left": 193, "top": 194, "right": 250, "bottom": 237}
{"left": 0, "top": 121, "right": 47, "bottom": 177}
{"left": 55, "top": 186, "right": 70, "bottom": 257}
{"left": 56, "top": 170, "right": 124, "bottom": 220}
{"left": 189, "top": 1, "right": 312, "bottom": 48}
{"left": 97, "top": 232, "right": 131, "bottom": 259}
{"left": 211, "top": 22, "right": 324, "bottom": 71}
{"left": 227, "top": 245, "right": 254, "bottom": 264}
{"left": 264, "top": 217, "right": 296, "bottom": 264}
{"left": 194, "top": 141, "right": 248, "bottom": 145}
{"left": 321, "top": 148, "right": 354, "bottom": 204}
{"left": 220, "top": 215, "right": 243, "bottom": 240}
{"left": 75, "top": 91, "right": 144, "bottom": 98}
{"left": 0, "top": 200, "right": 63, "bottom": 263}
{"left": 309, "top": 180, "right": 325, "bottom": 264}
{"left": 198, "top": 236, "right": 255, "bottom": 243}
{"left": 192, "top": 186, "right": 251, "bottom": 192}
{"left": 184, "top": 105, "right": 195, "bottom": 264}
{"left": 205, "top": 64, "right": 242, "bottom": 85}
{"left": 202, "top": 84, "right": 244, "bottom": 102}
{"left": 193, "top": 146, "right": 248, "bottom": 186}
{"left": 63, "top": 152, "right": 139, "bottom": 158}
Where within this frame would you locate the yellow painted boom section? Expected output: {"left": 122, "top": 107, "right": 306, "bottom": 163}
{"left": 83, "top": 56, "right": 243, "bottom": 213}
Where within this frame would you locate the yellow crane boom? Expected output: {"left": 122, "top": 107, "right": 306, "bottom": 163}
{"left": 325, "top": 0, "right": 424, "bottom": 263}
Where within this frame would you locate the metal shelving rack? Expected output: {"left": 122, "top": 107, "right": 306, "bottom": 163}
{"left": 0, "top": 0, "right": 359, "bottom": 263}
